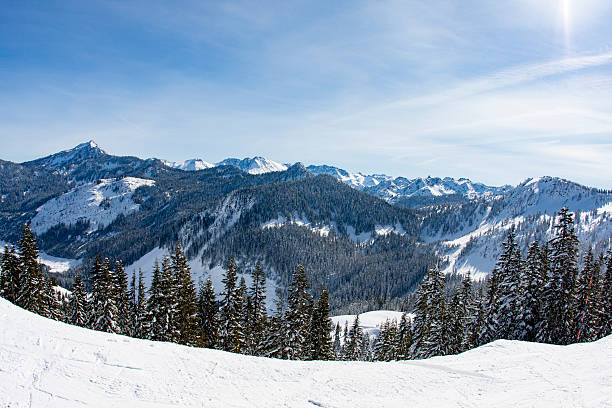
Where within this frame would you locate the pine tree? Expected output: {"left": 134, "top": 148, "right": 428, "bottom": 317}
{"left": 112, "top": 260, "right": 131, "bottom": 335}
{"left": 410, "top": 264, "right": 446, "bottom": 359}
{"left": 90, "top": 257, "right": 120, "bottom": 333}
{"left": 344, "top": 314, "right": 364, "bottom": 360}
{"left": 285, "top": 265, "right": 313, "bottom": 360}
{"left": 218, "top": 257, "right": 243, "bottom": 353}
{"left": 171, "top": 244, "right": 201, "bottom": 346}
{"left": 147, "top": 258, "right": 175, "bottom": 341}
{"left": 134, "top": 270, "right": 147, "bottom": 338}
{"left": 574, "top": 250, "right": 602, "bottom": 342}
{"left": 519, "top": 242, "right": 545, "bottom": 341}
{"left": 70, "top": 275, "right": 88, "bottom": 327}
{"left": 374, "top": 319, "right": 398, "bottom": 361}
{"left": 263, "top": 290, "right": 287, "bottom": 359}
{"left": 1, "top": 245, "right": 20, "bottom": 303}
{"left": 17, "top": 224, "right": 45, "bottom": 314}
{"left": 198, "top": 277, "right": 218, "bottom": 348}
{"left": 42, "top": 277, "right": 61, "bottom": 320}
{"left": 333, "top": 322, "right": 342, "bottom": 359}
{"left": 396, "top": 313, "right": 412, "bottom": 360}
{"left": 309, "top": 285, "right": 334, "bottom": 360}
{"left": 248, "top": 261, "right": 268, "bottom": 355}
{"left": 599, "top": 251, "right": 612, "bottom": 338}
{"left": 542, "top": 208, "right": 579, "bottom": 344}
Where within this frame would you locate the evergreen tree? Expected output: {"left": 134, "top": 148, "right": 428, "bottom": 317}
{"left": 134, "top": 270, "right": 147, "bottom": 338}
{"left": 285, "top": 265, "right": 313, "bottom": 360}
{"left": 542, "top": 208, "right": 579, "bottom": 344}
{"left": 1, "top": 245, "right": 20, "bottom": 303}
{"left": 344, "top": 314, "right": 364, "bottom": 360}
{"left": 90, "top": 256, "right": 120, "bottom": 333}
{"left": 309, "top": 285, "right": 334, "bottom": 360}
{"left": 17, "top": 224, "right": 45, "bottom": 313}
{"left": 147, "top": 258, "right": 175, "bottom": 341}
{"left": 333, "top": 322, "right": 342, "bottom": 359}
{"left": 42, "top": 277, "right": 61, "bottom": 320}
{"left": 248, "top": 261, "right": 268, "bottom": 355}
{"left": 218, "top": 257, "right": 243, "bottom": 353}
{"left": 374, "top": 319, "right": 398, "bottom": 361}
{"left": 601, "top": 252, "right": 612, "bottom": 338}
{"left": 112, "top": 260, "right": 131, "bottom": 335}
{"left": 263, "top": 290, "right": 287, "bottom": 359}
{"left": 171, "top": 244, "right": 201, "bottom": 346}
{"left": 410, "top": 264, "right": 446, "bottom": 359}
{"left": 574, "top": 250, "right": 602, "bottom": 342}
{"left": 519, "top": 242, "right": 545, "bottom": 341}
{"left": 198, "top": 277, "right": 218, "bottom": 348}
{"left": 396, "top": 312, "right": 412, "bottom": 360}
{"left": 69, "top": 275, "right": 88, "bottom": 327}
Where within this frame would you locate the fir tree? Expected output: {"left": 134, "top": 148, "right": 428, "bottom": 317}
{"left": 309, "top": 285, "right": 334, "bottom": 360}
{"left": 172, "top": 244, "right": 201, "bottom": 346}
{"left": 600, "top": 251, "right": 612, "bottom": 338}
{"left": 198, "top": 277, "right": 218, "bottom": 348}
{"left": 248, "top": 261, "right": 268, "bottom": 355}
{"left": 333, "top": 321, "right": 342, "bottom": 359}
{"left": 90, "top": 257, "right": 120, "bottom": 333}
{"left": 134, "top": 270, "right": 147, "bottom": 339}
{"left": 147, "top": 258, "right": 175, "bottom": 341}
{"left": 112, "top": 260, "right": 131, "bottom": 335}
{"left": 1, "top": 245, "right": 20, "bottom": 303}
{"left": 218, "top": 257, "right": 243, "bottom": 353}
{"left": 396, "top": 312, "right": 412, "bottom": 360}
{"left": 574, "top": 250, "right": 602, "bottom": 342}
{"left": 344, "top": 314, "right": 364, "bottom": 360}
{"left": 410, "top": 264, "right": 446, "bottom": 359}
{"left": 542, "top": 208, "right": 579, "bottom": 345}
{"left": 70, "top": 275, "right": 88, "bottom": 327}
{"left": 17, "top": 224, "right": 45, "bottom": 314}
{"left": 519, "top": 242, "right": 545, "bottom": 341}
{"left": 285, "top": 265, "right": 313, "bottom": 360}
{"left": 263, "top": 289, "right": 287, "bottom": 359}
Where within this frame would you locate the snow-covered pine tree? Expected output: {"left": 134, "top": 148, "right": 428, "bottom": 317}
{"left": 218, "top": 257, "right": 243, "bottom": 353}
{"left": 198, "top": 277, "right": 218, "bottom": 349}
{"left": 171, "top": 244, "right": 201, "bottom": 347}
{"left": 1, "top": 245, "right": 20, "bottom": 303}
{"left": 146, "top": 258, "right": 174, "bottom": 341}
{"left": 396, "top": 312, "right": 412, "bottom": 360}
{"left": 344, "top": 314, "right": 363, "bottom": 360}
{"left": 574, "top": 250, "right": 603, "bottom": 343}
{"left": 602, "top": 252, "right": 612, "bottom": 337}
{"left": 542, "top": 207, "right": 579, "bottom": 345}
{"left": 234, "top": 276, "right": 248, "bottom": 352}
{"left": 90, "top": 257, "right": 120, "bottom": 333}
{"left": 248, "top": 261, "right": 267, "bottom": 355}
{"left": 332, "top": 321, "right": 342, "bottom": 359}
{"left": 519, "top": 242, "right": 545, "bottom": 341}
{"left": 410, "top": 264, "right": 446, "bottom": 359}
{"left": 469, "top": 287, "right": 486, "bottom": 347}
{"left": 309, "top": 285, "right": 333, "bottom": 360}
{"left": 284, "top": 265, "right": 313, "bottom": 360}
{"left": 17, "top": 224, "right": 45, "bottom": 314}
{"left": 134, "top": 270, "right": 147, "bottom": 339}
{"left": 69, "top": 275, "right": 88, "bottom": 327}
{"left": 263, "top": 289, "right": 287, "bottom": 359}
{"left": 112, "top": 260, "right": 131, "bottom": 335}
{"left": 374, "top": 319, "right": 398, "bottom": 361}
{"left": 42, "top": 277, "right": 61, "bottom": 320}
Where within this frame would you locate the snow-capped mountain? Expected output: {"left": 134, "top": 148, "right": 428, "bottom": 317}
{"left": 423, "top": 176, "right": 612, "bottom": 278}
{"left": 216, "top": 157, "right": 288, "bottom": 174}
{"left": 29, "top": 140, "right": 106, "bottom": 170}
{"left": 2, "top": 297, "right": 610, "bottom": 407}
{"left": 162, "top": 158, "right": 215, "bottom": 171}
{"left": 307, "top": 164, "right": 511, "bottom": 205}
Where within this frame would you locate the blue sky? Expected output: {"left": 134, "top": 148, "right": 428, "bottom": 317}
{"left": 2, "top": 0, "right": 612, "bottom": 188}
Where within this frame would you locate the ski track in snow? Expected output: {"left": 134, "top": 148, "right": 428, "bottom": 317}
{"left": 1, "top": 298, "right": 610, "bottom": 407}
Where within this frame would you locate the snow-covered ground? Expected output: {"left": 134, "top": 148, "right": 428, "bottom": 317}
{"left": 0, "top": 242, "right": 81, "bottom": 274}
{"left": 331, "top": 310, "right": 413, "bottom": 338}
{"left": 1, "top": 298, "right": 609, "bottom": 408}
{"left": 30, "top": 177, "right": 155, "bottom": 235}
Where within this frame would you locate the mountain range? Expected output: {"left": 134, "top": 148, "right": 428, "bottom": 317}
{"left": 1, "top": 141, "right": 611, "bottom": 312}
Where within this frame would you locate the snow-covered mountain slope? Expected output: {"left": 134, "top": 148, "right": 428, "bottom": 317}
{"left": 28, "top": 140, "right": 106, "bottom": 170}
{"left": 30, "top": 177, "right": 155, "bottom": 235}
{"left": 217, "top": 156, "right": 288, "bottom": 174}
{"left": 423, "top": 176, "right": 612, "bottom": 278}
{"left": 162, "top": 158, "right": 214, "bottom": 171}
{"left": 0, "top": 242, "right": 81, "bottom": 274}
{"left": 1, "top": 298, "right": 610, "bottom": 408}
{"left": 332, "top": 310, "right": 413, "bottom": 338}
{"left": 307, "top": 164, "right": 510, "bottom": 204}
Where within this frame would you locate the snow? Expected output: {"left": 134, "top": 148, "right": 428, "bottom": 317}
{"left": 262, "top": 215, "right": 332, "bottom": 237}
{"left": 0, "top": 242, "right": 81, "bottom": 275}
{"left": 331, "top": 310, "right": 412, "bottom": 338}
{"left": 30, "top": 177, "right": 155, "bottom": 235}
{"left": 217, "top": 156, "right": 288, "bottom": 174}
{"left": 1, "top": 297, "right": 610, "bottom": 407}
{"left": 345, "top": 225, "right": 373, "bottom": 243}
{"left": 163, "top": 159, "right": 215, "bottom": 171}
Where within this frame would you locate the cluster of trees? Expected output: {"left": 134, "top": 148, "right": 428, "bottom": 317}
{"left": 375, "top": 207, "right": 612, "bottom": 361}
{"left": 0, "top": 225, "right": 336, "bottom": 360}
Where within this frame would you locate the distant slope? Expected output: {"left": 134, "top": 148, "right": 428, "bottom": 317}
{"left": 1, "top": 298, "right": 610, "bottom": 407}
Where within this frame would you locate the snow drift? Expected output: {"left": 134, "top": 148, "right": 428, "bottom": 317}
{"left": 0, "top": 298, "right": 610, "bottom": 407}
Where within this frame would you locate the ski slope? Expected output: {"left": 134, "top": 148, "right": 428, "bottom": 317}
{"left": 1, "top": 298, "right": 610, "bottom": 407}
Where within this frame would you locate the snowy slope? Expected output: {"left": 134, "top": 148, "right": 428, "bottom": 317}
{"left": 30, "top": 140, "right": 106, "bottom": 170}
{"left": 30, "top": 177, "right": 155, "bottom": 234}
{"left": 0, "top": 242, "right": 81, "bottom": 274}
{"left": 162, "top": 158, "right": 215, "bottom": 171}
{"left": 331, "top": 310, "right": 413, "bottom": 338}
{"left": 424, "top": 177, "right": 612, "bottom": 278}
{"left": 1, "top": 298, "right": 610, "bottom": 408}
{"left": 217, "top": 156, "right": 288, "bottom": 174}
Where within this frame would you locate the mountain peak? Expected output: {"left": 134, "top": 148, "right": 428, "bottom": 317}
{"left": 217, "top": 156, "right": 288, "bottom": 175}
{"left": 26, "top": 140, "right": 106, "bottom": 169}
